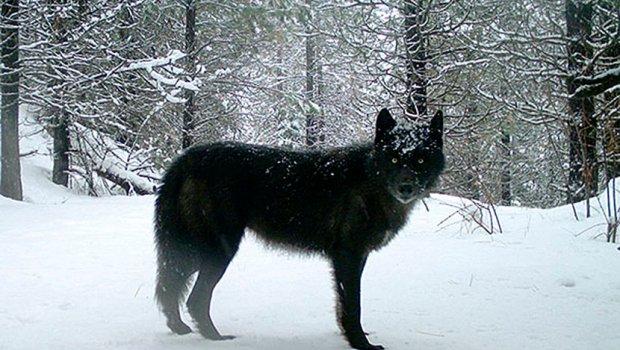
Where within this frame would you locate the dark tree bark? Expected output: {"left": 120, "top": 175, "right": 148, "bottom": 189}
{"left": 466, "top": 172, "right": 480, "bottom": 201}
{"left": 600, "top": 4, "right": 620, "bottom": 179}
{"left": 182, "top": 0, "right": 196, "bottom": 149}
{"left": 274, "top": 30, "right": 288, "bottom": 138}
{"left": 500, "top": 128, "right": 512, "bottom": 205}
{"left": 404, "top": 0, "right": 427, "bottom": 119}
{"left": 116, "top": 3, "right": 141, "bottom": 146}
{"left": 305, "top": 0, "right": 323, "bottom": 148}
{"left": 603, "top": 91, "right": 620, "bottom": 180}
{"left": 51, "top": 114, "right": 70, "bottom": 186}
{"left": 49, "top": 0, "right": 75, "bottom": 187}
{"left": 566, "top": 0, "right": 596, "bottom": 206}
{"left": 0, "top": 0, "right": 23, "bottom": 201}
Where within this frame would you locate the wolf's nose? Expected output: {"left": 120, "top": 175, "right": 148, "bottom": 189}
{"left": 398, "top": 183, "right": 414, "bottom": 196}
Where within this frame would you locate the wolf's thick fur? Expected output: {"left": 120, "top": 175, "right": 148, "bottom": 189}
{"left": 154, "top": 109, "right": 445, "bottom": 350}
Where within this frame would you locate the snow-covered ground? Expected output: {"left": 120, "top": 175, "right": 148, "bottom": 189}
{"left": 1, "top": 118, "right": 620, "bottom": 350}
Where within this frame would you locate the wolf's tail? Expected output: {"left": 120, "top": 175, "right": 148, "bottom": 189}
{"left": 153, "top": 154, "right": 197, "bottom": 331}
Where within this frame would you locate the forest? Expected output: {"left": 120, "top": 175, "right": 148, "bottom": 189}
{"left": 1, "top": 0, "right": 618, "bottom": 210}
{"left": 1, "top": 2, "right": 620, "bottom": 350}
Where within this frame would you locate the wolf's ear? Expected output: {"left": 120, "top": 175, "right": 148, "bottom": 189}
{"left": 430, "top": 110, "right": 443, "bottom": 145}
{"left": 375, "top": 108, "right": 397, "bottom": 145}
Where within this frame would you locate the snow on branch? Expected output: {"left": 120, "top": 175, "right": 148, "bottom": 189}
{"left": 573, "top": 67, "right": 620, "bottom": 98}
{"left": 124, "top": 50, "right": 200, "bottom": 104}
{"left": 43, "top": 50, "right": 200, "bottom": 105}
{"left": 94, "top": 159, "right": 156, "bottom": 195}
{"left": 74, "top": 125, "right": 157, "bottom": 195}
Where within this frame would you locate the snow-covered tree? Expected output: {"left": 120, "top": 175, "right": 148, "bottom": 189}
{"left": 0, "top": 0, "right": 23, "bottom": 200}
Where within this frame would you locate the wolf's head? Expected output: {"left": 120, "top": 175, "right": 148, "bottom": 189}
{"left": 372, "top": 108, "right": 445, "bottom": 204}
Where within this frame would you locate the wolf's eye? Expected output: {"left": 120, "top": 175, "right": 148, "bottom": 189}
{"left": 418, "top": 158, "right": 424, "bottom": 164}
{"left": 392, "top": 158, "right": 398, "bottom": 164}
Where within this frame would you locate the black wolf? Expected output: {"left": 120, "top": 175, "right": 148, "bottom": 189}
{"left": 154, "top": 108, "right": 445, "bottom": 350}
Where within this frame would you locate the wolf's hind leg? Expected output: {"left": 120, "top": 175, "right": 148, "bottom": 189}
{"left": 187, "top": 230, "right": 243, "bottom": 340}
{"left": 155, "top": 256, "right": 196, "bottom": 335}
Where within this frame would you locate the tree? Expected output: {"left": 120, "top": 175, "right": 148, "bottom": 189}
{"left": 46, "top": 0, "right": 88, "bottom": 187}
{"left": 595, "top": 1, "right": 620, "bottom": 179}
{"left": 304, "top": 0, "right": 324, "bottom": 148}
{"left": 182, "top": 0, "right": 196, "bottom": 149}
{"left": 500, "top": 126, "right": 512, "bottom": 205}
{"left": 403, "top": 0, "right": 427, "bottom": 119}
{"left": 566, "top": 0, "right": 596, "bottom": 207}
{"left": 0, "top": 0, "right": 23, "bottom": 201}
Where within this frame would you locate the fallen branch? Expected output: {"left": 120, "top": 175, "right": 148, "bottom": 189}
{"left": 95, "top": 166, "right": 154, "bottom": 195}
{"left": 75, "top": 124, "right": 157, "bottom": 196}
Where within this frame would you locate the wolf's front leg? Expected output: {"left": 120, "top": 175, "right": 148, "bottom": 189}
{"left": 331, "top": 249, "right": 384, "bottom": 350}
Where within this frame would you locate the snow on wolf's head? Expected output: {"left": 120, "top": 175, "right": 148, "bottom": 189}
{"left": 372, "top": 108, "right": 445, "bottom": 204}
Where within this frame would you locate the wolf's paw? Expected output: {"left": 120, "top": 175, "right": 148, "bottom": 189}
{"left": 198, "top": 328, "right": 236, "bottom": 341}
{"left": 207, "top": 334, "right": 236, "bottom": 341}
{"left": 167, "top": 320, "right": 192, "bottom": 335}
{"left": 353, "top": 343, "right": 384, "bottom": 350}
{"left": 350, "top": 341, "right": 384, "bottom": 350}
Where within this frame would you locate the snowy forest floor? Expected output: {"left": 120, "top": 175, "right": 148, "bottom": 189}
{"left": 1, "top": 119, "right": 620, "bottom": 350}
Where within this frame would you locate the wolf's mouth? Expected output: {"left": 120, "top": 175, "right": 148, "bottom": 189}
{"left": 394, "top": 195, "right": 416, "bottom": 204}
{"left": 389, "top": 187, "right": 430, "bottom": 204}
{"left": 389, "top": 188, "right": 425, "bottom": 204}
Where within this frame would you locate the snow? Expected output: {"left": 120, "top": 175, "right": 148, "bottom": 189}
{"left": 1, "top": 126, "right": 620, "bottom": 350}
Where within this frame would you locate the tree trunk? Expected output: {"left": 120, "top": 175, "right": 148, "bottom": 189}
{"left": 566, "top": 0, "right": 596, "bottom": 206}
{"left": 182, "top": 0, "right": 196, "bottom": 149}
{"left": 466, "top": 172, "right": 480, "bottom": 201}
{"left": 404, "top": 0, "right": 427, "bottom": 119}
{"left": 305, "top": 0, "right": 323, "bottom": 148}
{"left": 0, "top": 0, "right": 22, "bottom": 201}
{"left": 500, "top": 128, "right": 512, "bottom": 205}
{"left": 116, "top": 3, "right": 140, "bottom": 146}
{"left": 601, "top": 3, "right": 620, "bottom": 179}
{"left": 52, "top": 114, "right": 70, "bottom": 186}
{"left": 49, "top": 1, "right": 72, "bottom": 187}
